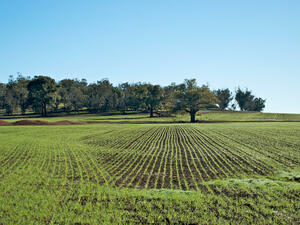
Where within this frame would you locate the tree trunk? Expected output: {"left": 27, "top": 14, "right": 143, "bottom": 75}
{"left": 42, "top": 102, "right": 47, "bottom": 117}
{"left": 190, "top": 111, "right": 196, "bottom": 123}
{"left": 41, "top": 103, "right": 44, "bottom": 116}
{"left": 44, "top": 104, "right": 47, "bottom": 116}
{"left": 21, "top": 106, "right": 26, "bottom": 115}
{"left": 150, "top": 106, "right": 154, "bottom": 118}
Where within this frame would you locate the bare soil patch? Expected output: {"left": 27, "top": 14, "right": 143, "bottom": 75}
{"left": 0, "top": 120, "right": 10, "bottom": 125}
{"left": 0, "top": 120, "right": 88, "bottom": 126}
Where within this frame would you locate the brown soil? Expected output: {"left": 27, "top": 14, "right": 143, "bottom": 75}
{"left": 0, "top": 120, "right": 10, "bottom": 125}
{"left": 1, "top": 118, "right": 300, "bottom": 127}
{"left": 51, "top": 120, "right": 87, "bottom": 125}
{"left": 13, "top": 120, "right": 51, "bottom": 125}
{"left": 0, "top": 120, "right": 89, "bottom": 126}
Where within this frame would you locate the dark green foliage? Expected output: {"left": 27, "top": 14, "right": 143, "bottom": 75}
{"left": 145, "top": 84, "right": 164, "bottom": 117}
{"left": 0, "top": 74, "right": 30, "bottom": 115}
{"left": 27, "top": 76, "right": 58, "bottom": 116}
{"left": 3, "top": 86, "right": 18, "bottom": 115}
{"left": 117, "top": 82, "right": 132, "bottom": 114}
{"left": 0, "top": 75, "right": 267, "bottom": 120}
{"left": 12, "top": 74, "right": 30, "bottom": 114}
{"left": 235, "top": 88, "right": 266, "bottom": 112}
{"left": 59, "top": 79, "right": 88, "bottom": 112}
{"left": 86, "top": 79, "right": 117, "bottom": 112}
{"left": 117, "top": 83, "right": 163, "bottom": 114}
{"left": 163, "top": 82, "right": 178, "bottom": 111}
{"left": 130, "top": 83, "right": 148, "bottom": 111}
{"left": 214, "top": 88, "right": 233, "bottom": 110}
{"left": 175, "top": 79, "right": 218, "bottom": 122}
{"left": 235, "top": 88, "right": 253, "bottom": 111}
{"left": 248, "top": 97, "right": 266, "bottom": 111}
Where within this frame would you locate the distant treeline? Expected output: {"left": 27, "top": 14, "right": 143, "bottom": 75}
{"left": 0, "top": 74, "right": 265, "bottom": 122}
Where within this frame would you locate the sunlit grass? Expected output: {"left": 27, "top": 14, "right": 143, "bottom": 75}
{"left": 0, "top": 122, "right": 299, "bottom": 224}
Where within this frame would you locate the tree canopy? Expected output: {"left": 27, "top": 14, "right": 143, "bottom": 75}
{"left": 0, "top": 75, "right": 266, "bottom": 120}
{"left": 214, "top": 88, "right": 233, "bottom": 110}
{"left": 145, "top": 84, "right": 164, "bottom": 118}
{"left": 27, "top": 76, "right": 58, "bottom": 116}
{"left": 235, "top": 88, "right": 266, "bottom": 112}
{"left": 175, "top": 79, "right": 218, "bottom": 122}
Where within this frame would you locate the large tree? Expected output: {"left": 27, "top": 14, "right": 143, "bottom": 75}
{"left": 145, "top": 84, "right": 164, "bottom": 118}
{"left": 3, "top": 85, "right": 18, "bottom": 115}
{"left": 235, "top": 88, "right": 266, "bottom": 112}
{"left": 117, "top": 82, "right": 132, "bottom": 114}
{"left": 163, "top": 82, "right": 178, "bottom": 112}
{"left": 235, "top": 88, "right": 253, "bottom": 111}
{"left": 8, "top": 74, "right": 30, "bottom": 114}
{"left": 59, "top": 79, "right": 87, "bottom": 112}
{"left": 116, "top": 82, "right": 145, "bottom": 114}
{"left": 214, "top": 88, "right": 233, "bottom": 110}
{"left": 27, "top": 76, "right": 58, "bottom": 116}
{"left": 175, "top": 79, "right": 218, "bottom": 123}
{"left": 131, "top": 83, "right": 148, "bottom": 111}
{"left": 0, "top": 74, "right": 267, "bottom": 117}
{"left": 1, "top": 75, "right": 28, "bottom": 115}
{"left": 3, "top": 78, "right": 14, "bottom": 115}
{"left": 248, "top": 97, "right": 266, "bottom": 112}
{"left": 87, "top": 79, "right": 116, "bottom": 112}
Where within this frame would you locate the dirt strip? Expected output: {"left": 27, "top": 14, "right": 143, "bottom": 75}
{"left": 1, "top": 119, "right": 300, "bottom": 126}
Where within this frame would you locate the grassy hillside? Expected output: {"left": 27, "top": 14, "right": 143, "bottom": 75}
{"left": 0, "top": 122, "right": 299, "bottom": 224}
{"left": 1, "top": 111, "right": 300, "bottom": 123}
{"left": 199, "top": 111, "right": 300, "bottom": 121}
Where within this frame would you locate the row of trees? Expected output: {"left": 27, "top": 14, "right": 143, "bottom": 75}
{"left": 0, "top": 74, "right": 266, "bottom": 122}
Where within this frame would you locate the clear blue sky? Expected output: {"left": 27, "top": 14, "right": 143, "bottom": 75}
{"left": 0, "top": 0, "right": 299, "bottom": 113}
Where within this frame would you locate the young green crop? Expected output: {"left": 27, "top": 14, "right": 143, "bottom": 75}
{"left": 0, "top": 122, "right": 299, "bottom": 224}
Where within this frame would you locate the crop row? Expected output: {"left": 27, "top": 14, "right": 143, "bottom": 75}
{"left": 1, "top": 124, "right": 298, "bottom": 192}
{"left": 84, "top": 125, "right": 274, "bottom": 190}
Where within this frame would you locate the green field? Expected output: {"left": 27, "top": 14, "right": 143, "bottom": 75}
{"left": 0, "top": 118, "right": 300, "bottom": 224}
